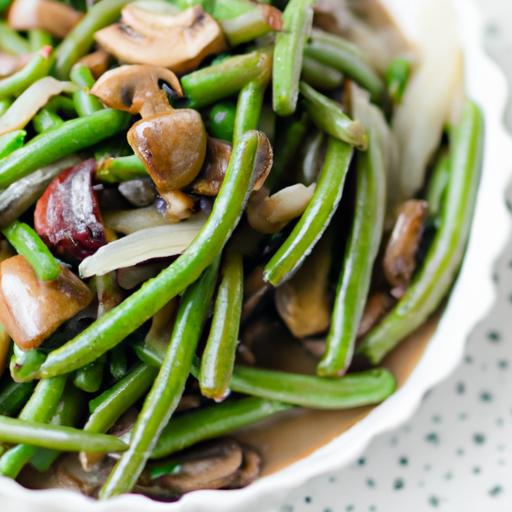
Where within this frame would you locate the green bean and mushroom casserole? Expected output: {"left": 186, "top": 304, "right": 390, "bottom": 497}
{"left": 0, "top": 0, "right": 483, "bottom": 501}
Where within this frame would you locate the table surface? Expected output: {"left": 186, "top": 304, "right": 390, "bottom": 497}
{"left": 279, "top": 1, "right": 512, "bottom": 511}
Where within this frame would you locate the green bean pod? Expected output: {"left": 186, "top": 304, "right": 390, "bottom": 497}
{"left": 301, "top": 56, "right": 344, "bottom": 91}
{"left": 54, "top": 0, "right": 133, "bottom": 79}
{"left": 0, "top": 129, "right": 25, "bottom": 158}
{"left": 358, "top": 100, "right": 484, "bottom": 364}
{"left": 264, "top": 137, "right": 353, "bottom": 285}
{"left": 318, "top": 130, "right": 386, "bottom": 377}
{"left": 182, "top": 50, "right": 272, "bottom": 109}
{"left": 152, "top": 397, "right": 291, "bottom": 459}
{"left": 208, "top": 101, "right": 237, "bottom": 141}
{"left": 0, "top": 47, "right": 52, "bottom": 99}
{"left": 300, "top": 81, "right": 368, "bottom": 150}
{"left": 0, "top": 416, "right": 127, "bottom": 453}
{"left": 0, "top": 109, "right": 129, "bottom": 188}
{"left": 0, "top": 381, "right": 35, "bottom": 417}
{"left": 70, "top": 63, "right": 103, "bottom": 117}
{"left": 199, "top": 252, "right": 243, "bottom": 401}
{"left": 73, "top": 355, "right": 106, "bottom": 393}
{"left": 108, "top": 345, "right": 129, "bottom": 380}
{"left": 0, "top": 376, "right": 66, "bottom": 478}
{"left": 28, "top": 29, "right": 53, "bottom": 51}
{"left": 272, "top": 0, "right": 315, "bottom": 116}
{"left": 426, "top": 152, "right": 450, "bottom": 221}
{"left": 86, "top": 363, "right": 156, "bottom": 434}
{"left": 100, "top": 259, "right": 220, "bottom": 498}
{"left": 305, "top": 29, "right": 386, "bottom": 104}
{"left": 234, "top": 81, "right": 266, "bottom": 143}
{"left": 32, "top": 108, "right": 64, "bottom": 133}
{"left": 96, "top": 155, "right": 148, "bottom": 183}
{"left": 2, "top": 221, "right": 61, "bottom": 281}
{"left": 0, "top": 21, "right": 30, "bottom": 55}
{"left": 25, "top": 131, "right": 263, "bottom": 380}
{"left": 385, "top": 57, "right": 412, "bottom": 105}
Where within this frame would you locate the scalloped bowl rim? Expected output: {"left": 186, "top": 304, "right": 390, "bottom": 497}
{"left": 1, "top": 0, "right": 511, "bottom": 510}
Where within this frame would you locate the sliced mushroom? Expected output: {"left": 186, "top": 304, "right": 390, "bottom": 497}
{"left": 227, "top": 446, "right": 261, "bottom": 489}
{"left": 116, "top": 261, "right": 169, "bottom": 290}
{"left": 0, "top": 255, "right": 93, "bottom": 350}
{"left": 190, "top": 134, "right": 273, "bottom": 198}
{"left": 92, "top": 64, "right": 207, "bottom": 194}
{"left": 300, "top": 337, "right": 326, "bottom": 359}
{"left": 383, "top": 199, "right": 429, "bottom": 298}
{"left": 104, "top": 206, "right": 170, "bottom": 235}
{"left": 95, "top": 5, "right": 227, "bottom": 74}
{"left": 118, "top": 179, "right": 156, "bottom": 208}
{"left": 8, "top": 0, "right": 82, "bottom": 38}
{"left": 34, "top": 159, "right": 107, "bottom": 263}
{"left": 144, "top": 299, "right": 178, "bottom": 356}
{"left": 157, "top": 190, "right": 195, "bottom": 223}
{"left": 357, "top": 291, "right": 395, "bottom": 338}
{"left": 149, "top": 439, "right": 243, "bottom": 495}
{"left": 78, "top": 50, "right": 111, "bottom": 79}
{"left": 247, "top": 183, "right": 315, "bottom": 235}
{"left": 275, "top": 235, "right": 331, "bottom": 338}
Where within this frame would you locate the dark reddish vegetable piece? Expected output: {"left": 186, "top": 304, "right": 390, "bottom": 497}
{"left": 0, "top": 255, "right": 93, "bottom": 350}
{"left": 34, "top": 159, "right": 107, "bottom": 263}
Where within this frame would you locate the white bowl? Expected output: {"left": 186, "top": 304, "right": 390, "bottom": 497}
{"left": 2, "top": 0, "right": 511, "bottom": 510}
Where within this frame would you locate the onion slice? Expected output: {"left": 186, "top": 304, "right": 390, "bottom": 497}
{"left": 0, "top": 77, "right": 76, "bottom": 136}
{"left": 79, "top": 215, "right": 206, "bottom": 278}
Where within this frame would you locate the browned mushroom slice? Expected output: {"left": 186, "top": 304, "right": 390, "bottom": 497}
{"left": 248, "top": 183, "right": 315, "bottom": 235}
{"left": 8, "top": 0, "right": 82, "bottom": 38}
{"left": 150, "top": 439, "right": 243, "bottom": 495}
{"left": 0, "top": 255, "right": 93, "bottom": 350}
{"left": 300, "top": 337, "right": 326, "bottom": 359}
{"left": 227, "top": 446, "right": 261, "bottom": 489}
{"left": 92, "top": 65, "right": 207, "bottom": 193}
{"left": 383, "top": 199, "right": 429, "bottom": 298}
{"left": 190, "top": 134, "right": 272, "bottom": 197}
{"left": 275, "top": 235, "right": 331, "bottom": 338}
{"left": 357, "top": 291, "right": 395, "bottom": 338}
{"left": 95, "top": 6, "right": 227, "bottom": 74}
{"left": 157, "top": 190, "right": 195, "bottom": 223}
{"left": 78, "top": 50, "right": 111, "bottom": 79}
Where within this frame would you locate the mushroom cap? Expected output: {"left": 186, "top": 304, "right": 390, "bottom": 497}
{"left": 91, "top": 64, "right": 182, "bottom": 118}
{"left": 128, "top": 109, "right": 207, "bottom": 192}
{"left": 8, "top": 0, "right": 82, "bottom": 38}
{"left": 95, "top": 6, "right": 227, "bottom": 74}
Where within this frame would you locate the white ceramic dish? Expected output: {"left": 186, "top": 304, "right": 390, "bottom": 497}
{"left": 2, "top": 0, "right": 511, "bottom": 510}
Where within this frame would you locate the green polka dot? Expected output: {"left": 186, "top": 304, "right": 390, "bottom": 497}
{"left": 357, "top": 457, "right": 366, "bottom": 466}
{"left": 497, "top": 359, "right": 509, "bottom": 369}
{"left": 428, "top": 495, "right": 440, "bottom": 507}
{"left": 473, "top": 433, "right": 486, "bottom": 445}
{"left": 444, "top": 471, "right": 454, "bottom": 481}
{"left": 472, "top": 466, "right": 481, "bottom": 475}
{"left": 455, "top": 382, "right": 466, "bottom": 394}
{"left": 304, "top": 496, "right": 312, "bottom": 504}
{"left": 393, "top": 478, "right": 405, "bottom": 490}
{"left": 431, "top": 415, "right": 442, "bottom": 423}
{"left": 398, "top": 456, "right": 409, "bottom": 466}
{"left": 345, "top": 505, "right": 354, "bottom": 512}
{"left": 487, "top": 330, "right": 502, "bottom": 343}
{"left": 488, "top": 485, "right": 503, "bottom": 497}
{"left": 480, "top": 391, "right": 493, "bottom": 402}
{"left": 425, "top": 432, "right": 440, "bottom": 445}
{"left": 366, "top": 478, "right": 376, "bottom": 488}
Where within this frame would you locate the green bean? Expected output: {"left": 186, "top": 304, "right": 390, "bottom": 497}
{"left": 0, "top": 109, "right": 129, "bottom": 188}
{"left": 28, "top": 30, "right": 53, "bottom": 51}
{"left": 73, "top": 355, "right": 106, "bottom": 393}
{"left": 138, "top": 344, "right": 396, "bottom": 410}
{"left": 182, "top": 49, "right": 272, "bottom": 109}
{"left": 87, "top": 363, "right": 156, "bottom": 433}
{"left": 0, "top": 129, "right": 25, "bottom": 158}
{"left": 96, "top": 154, "right": 147, "bottom": 183}
{"left": 32, "top": 108, "right": 64, "bottom": 133}
{"left": 208, "top": 101, "right": 237, "bottom": 141}
{"left": 54, "top": 0, "right": 133, "bottom": 79}
{"left": 299, "top": 131, "right": 325, "bottom": 185}
{"left": 300, "top": 81, "right": 368, "bottom": 150}
{"left": 0, "top": 376, "right": 66, "bottom": 478}
{"left": 30, "top": 385, "right": 83, "bottom": 472}
{"left": 24, "top": 130, "right": 263, "bottom": 380}
{"left": 46, "top": 95, "right": 76, "bottom": 117}
{"left": 10, "top": 346, "right": 46, "bottom": 382}
{"left": 305, "top": 29, "right": 386, "bottom": 104}
{"left": 233, "top": 81, "right": 266, "bottom": 144}
{"left": 317, "top": 128, "right": 386, "bottom": 376}
{"left": 99, "top": 260, "right": 220, "bottom": 498}
{"left": 0, "top": 416, "right": 127, "bottom": 453}
{"left": 264, "top": 137, "right": 353, "bottom": 286}
{"left": 0, "top": 0, "right": 12, "bottom": 14}
{"left": 0, "top": 99, "right": 12, "bottom": 117}
{"left": 301, "top": 56, "right": 344, "bottom": 91}
{"left": 265, "top": 113, "right": 309, "bottom": 191}
{"left": 0, "top": 47, "right": 52, "bottom": 99}
{"left": 426, "top": 152, "right": 450, "bottom": 221}
{"left": 0, "top": 381, "right": 35, "bottom": 417}
{"left": 108, "top": 345, "right": 129, "bottom": 380}
{"left": 152, "top": 397, "right": 291, "bottom": 459}
{"left": 70, "top": 63, "right": 103, "bottom": 116}
{"left": 2, "top": 221, "right": 62, "bottom": 281}
{"left": 199, "top": 252, "right": 243, "bottom": 401}
{"left": 385, "top": 57, "right": 411, "bottom": 105}
{"left": 272, "top": 0, "right": 314, "bottom": 116}
{"left": 358, "top": 100, "right": 484, "bottom": 364}
{"left": 0, "top": 21, "right": 30, "bottom": 56}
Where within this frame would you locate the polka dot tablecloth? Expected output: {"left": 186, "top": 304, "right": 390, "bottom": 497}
{"left": 279, "top": 1, "right": 512, "bottom": 511}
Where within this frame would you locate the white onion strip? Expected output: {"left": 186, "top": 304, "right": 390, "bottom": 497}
{"left": 0, "top": 77, "right": 76, "bottom": 136}
{"left": 79, "top": 215, "right": 206, "bottom": 278}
